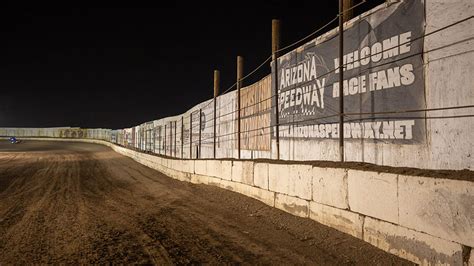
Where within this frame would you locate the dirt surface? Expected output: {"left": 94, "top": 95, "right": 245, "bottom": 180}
{"left": 254, "top": 159, "right": 474, "bottom": 182}
{"left": 0, "top": 140, "right": 413, "bottom": 264}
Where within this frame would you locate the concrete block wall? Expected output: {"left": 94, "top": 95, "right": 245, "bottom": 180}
{"left": 132, "top": 147, "right": 472, "bottom": 264}
{"left": 22, "top": 138, "right": 469, "bottom": 265}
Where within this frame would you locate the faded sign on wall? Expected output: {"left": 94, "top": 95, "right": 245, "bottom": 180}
{"left": 185, "top": 100, "right": 214, "bottom": 157}
{"left": 60, "top": 128, "right": 87, "bottom": 138}
{"left": 216, "top": 91, "right": 236, "bottom": 151}
{"left": 239, "top": 75, "right": 272, "bottom": 151}
{"left": 191, "top": 101, "right": 213, "bottom": 144}
{"left": 273, "top": 0, "right": 425, "bottom": 143}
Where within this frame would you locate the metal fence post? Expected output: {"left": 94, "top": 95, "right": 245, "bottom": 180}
{"left": 272, "top": 19, "right": 281, "bottom": 160}
{"left": 199, "top": 109, "right": 202, "bottom": 159}
{"left": 189, "top": 113, "right": 193, "bottom": 159}
{"left": 169, "top": 122, "right": 172, "bottom": 157}
{"left": 339, "top": 0, "right": 345, "bottom": 162}
{"left": 181, "top": 116, "right": 184, "bottom": 158}
{"left": 213, "top": 70, "right": 220, "bottom": 159}
{"left": 159, "top": 126, "right": 162, "bottom": 155}
{"left": 237, "top": 56, "right": 243, "bottom": 159}
{"left": 174, "top": 120, "right": 177, "bottom": 157}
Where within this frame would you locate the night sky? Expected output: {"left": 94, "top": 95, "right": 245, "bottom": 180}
{"left": 0, "top": 2, "right": 384, "bottom": 129}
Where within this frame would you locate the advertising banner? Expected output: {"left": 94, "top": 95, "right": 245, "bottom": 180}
{"left": 273, "top": 0, "right": 425, "bottom": 143}
{"left": 239, "top": 75, "right": 272, "bottom": 150}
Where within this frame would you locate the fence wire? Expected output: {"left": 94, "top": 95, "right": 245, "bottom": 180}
{"left": 110, "top": 13, "right": 473, "bottom": 160}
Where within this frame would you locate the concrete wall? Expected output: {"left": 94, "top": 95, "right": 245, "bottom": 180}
{"left": 112, "top": 143, "right": 474, "bottom": 265}
{"left": 12, "top": 137, "right": 471, "bottom": 265}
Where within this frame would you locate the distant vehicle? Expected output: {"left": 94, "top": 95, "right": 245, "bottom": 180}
{"left": 9, "top": 137, "right": 21, "bottom": 144}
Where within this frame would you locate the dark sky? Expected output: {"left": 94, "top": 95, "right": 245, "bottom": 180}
{"left": 0, "top": 2, "right": 384, "bottom": 129}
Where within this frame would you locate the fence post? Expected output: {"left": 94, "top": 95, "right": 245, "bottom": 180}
{"left": 272, "top": 19, "right": 281, "bottom": 160}
{"left": 138, "top": 128, "right": 141, "bottom": 151}
{"left": 189, "top": 113, "right": 193, "bottom": 159}
{"left": 199, "top": 109, "right": 202, "bottom": 159}
{"left": 174, "top": 120, "right": 177, "bottom": 157}
{"left": 237, "top": 56, "right": 243, "bottom": 159}
{"left": 213, "top": 70, "right": 220, "bottom": 159}
{"left": 343, "top": 0, "right": 353, "bottom": 22}
{"left": 169, "top": 122, "right": 172, "bottom": 157}
{"left": 153, "top": 127, "right": 156, "bottom": 153}
{"left": 164, "top": 124, "right": 167, "bottom": 156}
{"left": 338, "top": 0, "right": 346, "bottom": 162}
{"left": 181, "top": 116, "right": 184, "bottom": 158}
{"left": 160, "top": 126, "right": 163, "bottom": 155}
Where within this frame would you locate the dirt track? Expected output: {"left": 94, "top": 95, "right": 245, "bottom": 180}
{"left": 0, "top": 140, "right": 412, "bottom": 264}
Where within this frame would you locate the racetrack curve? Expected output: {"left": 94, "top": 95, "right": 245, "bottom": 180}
{"left": 0, "top": 140, "right": 412, "bottom": 264}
